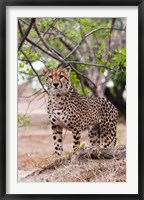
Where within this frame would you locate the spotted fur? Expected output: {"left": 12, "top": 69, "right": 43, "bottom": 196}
{"left": 44, "top": 66, "right": 118, "bottom": 155}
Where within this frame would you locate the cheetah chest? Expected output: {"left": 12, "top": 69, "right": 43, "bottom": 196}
{"left": 48, "top": 97, "right": 69, "bottom": 128}
{"left": 50, "top": 109, "right": 69, "bottom": 127}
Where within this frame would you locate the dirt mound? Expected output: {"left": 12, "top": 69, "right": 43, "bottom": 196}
{"left": 18, "top": 147, "right": 126, "bottom": 183}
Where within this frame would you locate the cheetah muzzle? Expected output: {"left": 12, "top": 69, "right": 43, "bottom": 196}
{"left": 44, "top": 66, "right": 118, "bottom": 156}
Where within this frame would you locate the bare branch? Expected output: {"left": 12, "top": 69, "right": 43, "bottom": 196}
{"left": 59, "top": 34, "right": 82, "bottom": 61}
{"left": 67, "top": 61, "right": 125, "bottom": 73}
{"left": 18, "top": 18, "right": 36, "bottom": 51}
{"left": 85, "top": 37, "right": 95, "bottom": 62}
{"left": 36, "top": 18, "right": 59, "bottom": 45}
{"left": 23, "top": 90, "right": 45, "bottom": 117}
{"left": 18, "top": 20, "right": 59, "bottom": 60}
{"left": 44, "top": 18, "right": 59, "bottom": 39}
{"left": 42, "top": 29, "right": 83, "bottom": 61}
{"left": 19, "top": 89, "right": 42, "bottom": 98}
{"left": 33, "top": 21, "right": 64, "bottom": 62}
{"left": 69, "top": 64, "right": 97, "bottom": 89}
{"left": 19, "top": 71, "right": 43, "bottom": 79}
{"left": 65, "top": 27, "right": 126, "bottom": 60}
{"left": 20, "top": 50, "right": 48, "bottom": 94}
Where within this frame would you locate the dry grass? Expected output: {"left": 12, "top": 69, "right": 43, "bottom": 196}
{"left": 19, "top": 147, "right": 126, "bottom": 183}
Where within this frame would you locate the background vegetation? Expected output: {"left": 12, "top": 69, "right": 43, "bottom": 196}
{"left": 18, "top": 17, "right": 126, "bottom": 126}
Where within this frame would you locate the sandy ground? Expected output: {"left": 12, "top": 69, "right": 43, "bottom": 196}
{"left": 18, "top": 84, "right": 126, "bottom": 182}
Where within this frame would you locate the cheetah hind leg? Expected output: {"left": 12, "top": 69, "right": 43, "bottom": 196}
{"left": 88, "top": 124, "right": 100, "bottom": 148}
{"left": 51, "top": 124, "right": 63, "bottom": 156}
{"left": 99, "top": 124, "right": 117, "bottom": 148}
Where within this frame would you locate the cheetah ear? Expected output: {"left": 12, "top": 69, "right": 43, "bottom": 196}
{"left": 63, "top": 66, "right": 71, "bottom": 73}
{"left": 43, "top": 68, "right": 48, "bottom": 74}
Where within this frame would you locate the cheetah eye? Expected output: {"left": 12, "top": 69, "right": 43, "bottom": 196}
{"left": 49, "top": 75, "right": 53, "bottom": 79}
{"left": 60, "top": 75, "right": 64, "bottom": 79}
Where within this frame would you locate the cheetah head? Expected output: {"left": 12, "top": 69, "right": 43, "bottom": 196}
{"left": 43, "top": 66, "right": 71, "bottom": 94}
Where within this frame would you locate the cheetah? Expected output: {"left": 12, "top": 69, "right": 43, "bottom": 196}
{"left": 43, "top": 66, "right": 118, "bottom": 155}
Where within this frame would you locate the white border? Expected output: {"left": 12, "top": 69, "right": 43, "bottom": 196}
{"left": 6, "top": 6, "right": 138, "bottom": 194}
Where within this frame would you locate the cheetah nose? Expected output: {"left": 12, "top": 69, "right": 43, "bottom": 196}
{"left": 53, "top": 83, "right": 59, "bottom": 88}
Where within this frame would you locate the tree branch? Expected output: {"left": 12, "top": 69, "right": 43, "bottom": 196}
{"left": 18, "top": 20, "right": 59, "bottom": 60}
{"left": 20, "top": 50, "right": 48, "bottom": 94}
{"left": 59, "top": 35, "right": 82, "bottom": 61}
{"left": 65, "top": 27, "right": 126, "bottom": 60}
{"left": 19, "top": 71, "right": 43, "bottom": 79}
{"left": 33, "top": 21, "right": 64, "bottom": 62}
{"left": 18, "top": 18, "right": 36, "bottom": 51}
{"left": 67, "top": 61, "right": 125, "bottom": 73}
{"left": 36, "top": 18, "right": 59, "bottom": 45}
{"left": 18, "top": 21, "right": 98, "bottom": 92}
{"left": 19, "top": 89, "right": 42, "bottom": 98}
{"left": 69, "top": 64, "right": 97, "bottom": 89}
{"left": 18, "top": 20, "right": 125, "bottom": 94}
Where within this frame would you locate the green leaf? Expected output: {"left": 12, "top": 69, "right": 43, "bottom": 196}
{"left": 81, "top": 18, "right": 89, "bottom": 26}
{"left": 19, "top": 63, "right": 24, "bottom": 69}
{"left": 100, "top": 42, "right": 105, "bottom": 49}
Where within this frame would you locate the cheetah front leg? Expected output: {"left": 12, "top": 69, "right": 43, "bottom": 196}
{"left": 72, "top": 130, "right": 81, "bottom": 151}
{"left": 51, "top": 124, "right": 63, "bottom": 156}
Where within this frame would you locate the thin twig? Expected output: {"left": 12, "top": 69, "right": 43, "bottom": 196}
{"left": 69, "top": 64, "right": 97, "bottom": 89}
{"left": 44, "top": 18, "right": 59, "bottom": 39}
{"left": 19, "top": 89, "right": 42, "bottom": 98}
{"left": 18, "top": 71, "right": 41, "bottom": 79}
{"left": 67, "top": 61, "right": 125, "bottom": 73}
{"left": 23, "top": 91, "right": 44, "bottom": 117}
{"left": 20, "top": 50, "right": 48, "bottom": 93}
{"left": 36, "top": 18, "right": 59, "bottom": 44}
{"left": 33, "top": 21, "right": 64, "bottom": 62}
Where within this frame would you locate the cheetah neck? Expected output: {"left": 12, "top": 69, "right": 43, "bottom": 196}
{"left": 48, "top": 86, "right": 75, "bottom": 99}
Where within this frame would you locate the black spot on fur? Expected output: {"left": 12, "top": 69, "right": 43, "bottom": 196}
{"left": 73, "top": 135, "right": 77, "bottom": 140}
{"left": 57, "top": 131, "right": 62, "bottom": 134}
{"left": 74, "top": 141, "right": 79, "bottom": 145}
{"left": 73, "top": 135, "right": 80, "bottom": 140}
{"left": 58, "top": 139, "right": 62, "bottom": 143}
